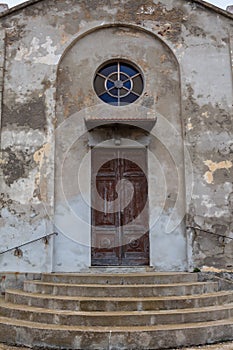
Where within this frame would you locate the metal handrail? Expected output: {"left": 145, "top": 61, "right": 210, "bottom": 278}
{"left": 0, "top": 232, "right": 58, "bottom": 255}
{"left": 187, "top": 226, "right": 233, "bottom": 241}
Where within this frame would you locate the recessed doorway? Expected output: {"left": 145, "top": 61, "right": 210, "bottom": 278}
{"left": 91, "top": 148, "right": 149, "bottom": 266}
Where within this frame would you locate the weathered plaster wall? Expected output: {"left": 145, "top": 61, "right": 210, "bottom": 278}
{"left": 181, "top": 6, "right": 233, "bottom": 269}
{"left": 0, "top": 0, "right": 232, "bottom": 272}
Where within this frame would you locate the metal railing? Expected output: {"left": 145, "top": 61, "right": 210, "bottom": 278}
{"left": 187, "top": 226, "right": 233, "bottom": 241}
{"left": 0, "top": 232, "right": 58, "bottom": 255}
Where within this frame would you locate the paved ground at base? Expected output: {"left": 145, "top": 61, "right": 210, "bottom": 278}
{"left": 0, "top": 342, "right": 233, "bottom": 350}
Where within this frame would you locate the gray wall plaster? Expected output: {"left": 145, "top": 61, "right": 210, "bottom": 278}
{"left": 0, "top": 0, "right": 232, "bottom": 272}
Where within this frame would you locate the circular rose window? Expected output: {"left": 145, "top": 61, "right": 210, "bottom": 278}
{"left": 94, "top": 61, "right": 144, "bottom": 106}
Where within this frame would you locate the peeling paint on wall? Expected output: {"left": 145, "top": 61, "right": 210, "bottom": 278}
{"left": 204, "top": 160, "right": 233, "bottom": 184}
{"left": 0, "top": 0, "right": 232, "bottom": 273}
{"left": 15, "top": 36, "right": 60, "bottom": 65}
{"left": 33, "top": 143, "right": 51, "bottom": 165}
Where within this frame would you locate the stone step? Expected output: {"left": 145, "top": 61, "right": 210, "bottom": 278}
{"left": 0, "top": 315, "right": 233, "bottom": 349}
{"left": 1, "top": 299, "right": 233, "bottom": 326}
{"left": 41, "top": 272, "right": 198, "bottom": 284}
{"left": 6, "top": 289, "right": 233, "bottom": 311}
{"left": 23, "top": 280, "right": 218, "bottom": 297}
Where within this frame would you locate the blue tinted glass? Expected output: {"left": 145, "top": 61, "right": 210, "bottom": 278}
{"left": 107, "top": 81, "right": 114, "bottom": 89}
{"left": 120, "top": 93, "right": 138, "bottom": 105}
{"left": 123, "top": 81, "right": 132, "bottom": 89}
{"left": 100, "top": 64, "right": 117, "bottom": 77}
{"left": 100, "top": 92, "right": 118, "bottom": 104}
{"left": 120, "top": 64, "right": 137, "bottom": 77}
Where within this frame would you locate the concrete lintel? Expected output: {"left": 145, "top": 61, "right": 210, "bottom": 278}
{"left": 85, "top": 117, "right": 156, "bottom": 132}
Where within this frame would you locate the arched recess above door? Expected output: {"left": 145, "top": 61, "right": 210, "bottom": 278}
{"left": 56, "top": 25, "right": 181, "bottom": 131}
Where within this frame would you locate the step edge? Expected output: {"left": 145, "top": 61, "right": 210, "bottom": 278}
{"left": 23, "top": 281, "right": 218, "bottom": 288}
{"left": 0, "top": 315, "right": 233, "bottom": 331}
{"left": 5, "top": 289, "right": 232, "bottom": 301}
{"left": 1, "top": 301, "right": 233, "bottom": 316}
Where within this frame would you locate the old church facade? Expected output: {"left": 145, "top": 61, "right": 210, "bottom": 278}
{"left": 0, "top": 0, "right": 232, "bottom": 274}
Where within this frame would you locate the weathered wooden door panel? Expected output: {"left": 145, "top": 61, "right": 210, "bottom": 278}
{"left": 91, "top": 148, "right": 149, "bottom": 266}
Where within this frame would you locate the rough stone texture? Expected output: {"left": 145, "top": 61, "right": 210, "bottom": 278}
{"left": 1, "top": 341, "right": 233, "bottom": 350}
{"left": 0, "top": 273, "right": 41, "bottom": 295}
{"left": 0, "top": 272, "right": 233, "bottom": 349}
{"left": 0, "top": 0, "right": 232, "bottom": 273}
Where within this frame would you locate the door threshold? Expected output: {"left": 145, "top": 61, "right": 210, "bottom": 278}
{"left": 89, "top": 266, "right": 154, "bottom": 273}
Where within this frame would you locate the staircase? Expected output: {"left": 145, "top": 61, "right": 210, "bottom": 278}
{"left": 0, "top": 272, "right": 233, "bottom": 349}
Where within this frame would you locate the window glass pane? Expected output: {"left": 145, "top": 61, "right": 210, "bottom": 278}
{"left": 100, "top": 64, "right": 117, "bottom": 77}
{"left": 100, "top": 92, "right": 118, "bottom": 105}
{"left": 123, "top": 80, "right": 132, "bottom": 90}
{"left": 120, "top": 88, "right": 128, "bottom": 96}
{"left": 120, "top": 73, "right": 128, "bottom": 81}
{"left": 107, "top": 81, "right": 114, "bottom": 89}
{"left": 120, "top": 64, "right": 137, "bottom": 77}
{"left": 94, "top": 76, "right": 105, "bottom": 96}
{"left": 109, "top": 88, "right": 119, "bottom": 97}
{"left": 120, "top": 93, "right": 138, "bottom": 105}
{"left": 110, "top": 73, "right": 118, "bottom": 81}
{"left": 132, "top": 76, "right": 144, "bottom": 95}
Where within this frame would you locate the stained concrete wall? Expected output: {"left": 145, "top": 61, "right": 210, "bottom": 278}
{"left": 0, "top": 0, "right": 232, "bottom": 272}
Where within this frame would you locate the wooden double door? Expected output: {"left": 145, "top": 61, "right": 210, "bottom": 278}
{"left": 91, "top": 148, "right": 149, "bottom": 266}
